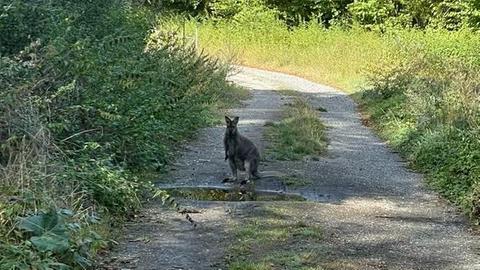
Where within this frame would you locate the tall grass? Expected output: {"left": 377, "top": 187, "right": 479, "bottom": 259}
{"left": 191, "top": 20, "right": 388, "bottom": 92}
{"left": 359, "top": 31, "right": 480, "bottom": 218}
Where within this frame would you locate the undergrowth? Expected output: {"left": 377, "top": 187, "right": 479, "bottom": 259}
{"left": 226, "top": 204, "right": 324, "bottom": 270}
{"left": 357, "top": 41, "right": 480, "bottom": 220}
{"left": 0, "top": 1, "right": 244, "bottom": 268}
{"left": 265, "top": 97, "right": 327, "bottom": 161}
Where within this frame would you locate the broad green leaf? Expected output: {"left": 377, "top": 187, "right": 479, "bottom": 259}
{"left": 17, "top": 210, "right": 71, "bottom": 253}
{"left": 17, "top": 210, "right": 60, "bottom": 236}
{"left": 30, "top": 232, "right": 69, "bottom": 253}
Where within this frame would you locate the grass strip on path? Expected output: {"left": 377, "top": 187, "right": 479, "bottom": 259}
{"left": 226, "top": 203, "right": 324, "bottom": 270}
{"left": 265, "top": 96, "right": 327, "bottom": 161}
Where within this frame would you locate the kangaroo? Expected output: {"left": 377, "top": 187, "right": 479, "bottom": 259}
{"left": 224, "top": 116, "right": 260, "bottom": 183}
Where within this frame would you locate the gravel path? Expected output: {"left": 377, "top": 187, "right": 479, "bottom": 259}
{"left": 106, "top": 66, "right": 480, "bottom": 270}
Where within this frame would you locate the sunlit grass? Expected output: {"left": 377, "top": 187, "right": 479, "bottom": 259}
{"left": 194, "top": 21, "right": 388, "bottom": 93}
{"left": 265, "top": 97, "right": 327, "bottom": 160}
{"left": 226, "top": 204, "right": 324, "bottom": 270}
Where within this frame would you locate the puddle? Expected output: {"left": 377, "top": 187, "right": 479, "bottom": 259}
{"left": 161, "top": 186, "right": 307, "bottom": 202}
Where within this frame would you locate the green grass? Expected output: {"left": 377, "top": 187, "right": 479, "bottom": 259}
{"left": 280, "top": 175, "right": 313, "bottom": 188}
{"left": 226, "top": 204, "right": 324, "bottom": 270}
{"left": 191, "top": 21, "right": 387, "bottom": 93}
{"left": 276, "top": 88, "right": 304, "bottom": 97}
{"left": 265, "top": 97, "right": 328, "bottom": 160}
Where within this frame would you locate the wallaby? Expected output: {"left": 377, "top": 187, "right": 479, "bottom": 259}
{"left": 224, "top": 116, "right": 260, "bottom": 182}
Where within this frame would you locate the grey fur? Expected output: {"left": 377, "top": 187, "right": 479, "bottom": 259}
{"left": 224, "top": 116, "right": 260, "bottom": 182}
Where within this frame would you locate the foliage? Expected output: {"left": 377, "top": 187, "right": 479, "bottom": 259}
{"left": 0, "top": 0, "right": 244, "bottom": 268}
{"left": 345, "top": 0, "right": 480, "bottom": 30}
{"left": 0, "top": 0, "right": 52, "bottom": 55}
{"left": 347, "top": 0, "right": 397, "bottom": 29}
{"left": 358, "top": 29, "right": 480, "bottom": 219}
{"left": 206, "top": 0, "right": 279, "bottom": 25}
{"left": 265, "top": 0, "right": 353, "bottom": 26}
{"left": 160, "top": 0, "right": 480, "bottom": 29}
{"left": 1, "top": 207, "right": 106, "bottom": 268}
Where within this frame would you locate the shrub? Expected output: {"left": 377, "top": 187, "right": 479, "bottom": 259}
{"left": 360, "top": 31, "right": 480, "bottom": 219}
{"left": 265, "top": 0, "right": 353, "bottom": 26}
{"left": 1, "top": 0, "right": 243, "bottom": 267}
{"left": 347, "top": 0, "right": 397, "bottom": 29}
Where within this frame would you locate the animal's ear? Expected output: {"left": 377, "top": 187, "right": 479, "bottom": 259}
{"left": 225, "top": 116, "right": 231, "bottom": 124}
{"left": 233, "top": 116, "right": 239, "bottom": 125}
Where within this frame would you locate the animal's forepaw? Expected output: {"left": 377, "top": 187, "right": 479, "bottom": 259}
{"left": 223, "top": 176, "right": 237, "bottom": 183}
{"left": 240, "top": 179, "right": 251, "bottom": 185}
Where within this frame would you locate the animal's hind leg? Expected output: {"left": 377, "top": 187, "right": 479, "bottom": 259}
{"left": 228, "top": 158, "right": 238, "bottom": 181}
{"left": 251, "top": 159, "right": 260, "bottom": 179}
{"left": 245, "top": 160, "right": 252, "bottom": 182}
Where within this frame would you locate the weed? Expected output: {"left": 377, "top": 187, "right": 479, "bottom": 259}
{"left": 0, "top": 1, "right": 246, "bottom": 267}
{"left": 280, "top": 175, "right": 313, "bottom": 188}
{"left": 277, "top": 89, "right": 303, "bottom": 97}
{"left": 265, "top": 98, "right": 328, "bottom": 160}
{"left": 226, "top": 204, "right": 324, "bottom": 270}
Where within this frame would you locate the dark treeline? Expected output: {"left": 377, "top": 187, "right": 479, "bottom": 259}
{"left": 157, "top": 0, "right": 480, "bottom": 30}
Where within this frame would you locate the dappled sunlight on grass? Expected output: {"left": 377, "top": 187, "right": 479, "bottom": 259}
{"left": 265, "top": 97, "right": 327, "bottom": 160}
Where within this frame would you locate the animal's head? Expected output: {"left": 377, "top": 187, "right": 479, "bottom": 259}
{"left": 225, "top": 116, "right": 239, "bottom": 136}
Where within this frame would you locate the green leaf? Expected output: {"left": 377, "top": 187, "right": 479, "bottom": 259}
{"left": 18, "top": 210, "right": 60, "bottom": 236}
{"left": 47, "top": 263, "right": 70, "bottom": 270}
{"left": 73, "top": 252, "right": 92, "bottom": 268}
{"left": 30, "top": 232, "right": 70, "bottom": 253}
{"left": 17, "top": 209, "right": 71, "bottom": 253}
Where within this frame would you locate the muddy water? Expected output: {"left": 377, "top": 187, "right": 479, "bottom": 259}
{"left": 160, "top": 185, "right": 307, "bottom": 202}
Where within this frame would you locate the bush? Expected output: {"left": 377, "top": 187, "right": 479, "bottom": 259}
{"left": 359, "top": 30, "right": 480, "bottom": 219}
{"left": 347, "top": 0, "right": 397, "bottom": 29}
{"left": 0, "top": 0, "right": 244, "bottom": 267}
{"left": 264, "top": 0, "right": 353, "bottom": 26}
